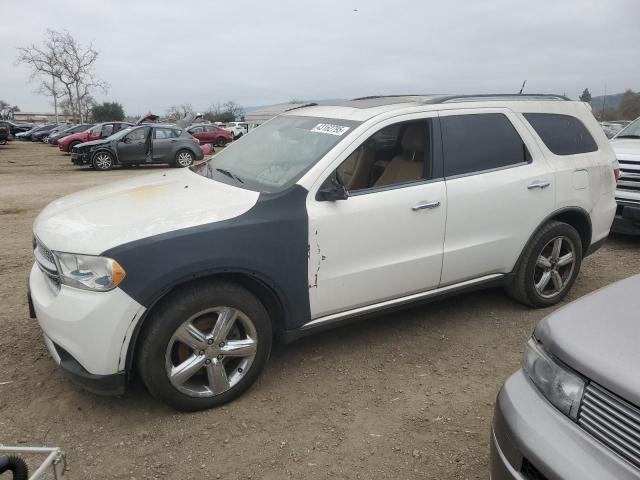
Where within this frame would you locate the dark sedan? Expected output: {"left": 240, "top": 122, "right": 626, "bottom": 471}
{"left": 71, "top": 124, "right": 204, "bottom": 171}
{"left": 46, "top": 123, "right": 94, "bottom": 145}
{"left": 0, "top": 121, "right": 34, "bottom": 138}
{"left": 32, "top": 123, "right": 67, "bottom": 142}
{"left": 16, "top": 123, "right": 57, "bottom": 141}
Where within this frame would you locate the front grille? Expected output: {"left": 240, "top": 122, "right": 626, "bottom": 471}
{"left": 521, "top": 458, "right": 548, "bottom": 480}
{"left": 34, "top": 237, "right": 61, "bottom": 292}
{"left": 617, "top": 159, "right": 640, "bottom": 194}
{"left": 578, "top": 383, "right": 640, "bottom": 469}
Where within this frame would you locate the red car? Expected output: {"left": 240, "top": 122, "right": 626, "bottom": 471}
{"left": 58, "top": 121, "right": 133, "bottom": 153}
{"left": 186, "top": 124, "right": 233, "bottom": 147}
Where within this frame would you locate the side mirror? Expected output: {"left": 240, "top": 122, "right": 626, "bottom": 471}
{"left": 316, "top": 172, "right": 349, "bottom": 201}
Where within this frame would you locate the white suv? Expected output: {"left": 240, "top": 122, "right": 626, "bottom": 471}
{"left": 29, "top": 94, "right": 616, "bottom": 411}
{"left": 223, "top": 121, "right": 249, "bottom": 139}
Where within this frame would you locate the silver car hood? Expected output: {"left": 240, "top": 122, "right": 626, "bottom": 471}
{"left": 535, "top": 274, "right": 640, "bottom": 406}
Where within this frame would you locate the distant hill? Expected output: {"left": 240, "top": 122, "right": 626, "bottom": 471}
{"left": 590, "top": 92, "right": 627, "bottom": 112}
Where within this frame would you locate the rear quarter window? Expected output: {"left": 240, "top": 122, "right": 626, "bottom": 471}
{"left": 524, "top": 113, "right": 598, "bottom": 156}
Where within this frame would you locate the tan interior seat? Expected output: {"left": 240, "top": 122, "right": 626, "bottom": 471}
{"left": 374, "top": 124, "right": 426, "bottom": 187}
{"left": 340, "top": 145, "right": 376, "bottom": 191}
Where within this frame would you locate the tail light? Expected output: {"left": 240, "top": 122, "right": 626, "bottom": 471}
{"left": 613, "top": 159, "right": 621, "bottom": 182}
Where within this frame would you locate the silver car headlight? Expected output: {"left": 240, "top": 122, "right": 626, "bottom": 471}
{"left": 54, "top": 252, "right": 126, "bottom": 292}
{"left": 522, "top": 337, "right": 585, "bottom": 420}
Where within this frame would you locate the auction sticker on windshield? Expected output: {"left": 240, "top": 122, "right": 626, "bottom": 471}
{"left": 311, "top": 124, "right": 350, "bottom": 136}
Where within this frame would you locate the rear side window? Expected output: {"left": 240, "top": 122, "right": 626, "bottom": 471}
{"left": 524, "top": 113, "right": 597, "bottom": 156}
{"left": 441, "top": 113, "right": 530, "bottom": 177}
{"left": 155, "top": 128, "right": 178, "bottom": 139}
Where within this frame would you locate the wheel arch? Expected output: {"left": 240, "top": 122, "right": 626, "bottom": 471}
{"left": 123, "top": 269, "right": 288, "bottom": 377}
{"left": 513, "top": 206, "right": 592, "bottom": 274}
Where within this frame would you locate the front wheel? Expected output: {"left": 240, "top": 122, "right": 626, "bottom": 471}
{"left": 91, "top": 151, "right": 114, "bottom": 171}
{"left": 507, "top": 221, "right": 582, "bottom": 308}
{"left": 136, "top": 281, "right": 272, "bottom": 411}
{"left": 216, "top": 137, "right": 227, "bottom": 147}
{"left": 175, "top": 149, "right": 194, "bottom": 167}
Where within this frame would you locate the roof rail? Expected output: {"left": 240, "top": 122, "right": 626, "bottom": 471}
{"left": 432, "top": 94, "right": 570, "bottom": 103}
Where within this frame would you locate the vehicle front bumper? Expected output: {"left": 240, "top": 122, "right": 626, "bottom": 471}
{"left": 491, "top": 370, "right": 640, "bottom": 480}
{"left": 611, "top": 203, "right": 640, "bottom": 235}
{"left": 70, "top": 150, "right": 90, "bottom": 165}
{"left": 28, "top": 263, "right": 146, "bottom": 395}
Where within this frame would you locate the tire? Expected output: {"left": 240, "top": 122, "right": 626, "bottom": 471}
{"left": 234, "top": 132, "right": 243, "bottom": 140}
{"left": 175, "top": 149, "right": 194, "bottom": 167}
{"left": 136, "top": 280, "right": 272, "bottom": 411}
{"left": 506, "top": 221, "right": 583, "bottom": 308}
{"left": 68, "top": 140, "right": 81, "bottom": 151}
{"left": 216, "top": 137, "right": 227, "bottom": 147}
{"left": 91, "top": 151, "right": 114, "bottom": 171}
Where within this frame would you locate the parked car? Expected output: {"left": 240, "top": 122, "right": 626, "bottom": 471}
{"left": 187, "top": 124, "right": 233, "bottom": 146}
{"left": 600, "top": 121, "right": 624, "bottom": 139}
{"left": 0, "top": 122, "right": 9, "bottom": 145}
{"left": 70, "top": 124, "right": 204, "bottom": 170}
{"left": 223, "top": 121, "right": 249, "bottom": 139}
{"left": 491, "top": 273, "right": 640, "bottom": 480}
{"left": 610, "top": 116, "right": 640, "bottom": 235}
{"left": 32, "top": 123, "right": 66, "bottom": 142}
{"left": 58, "top": 122, "right": 133, "bottom": 152}
{"left": 47, "top": 123, "right": 95, "bottom": 146}
{"left": 0, "top": 121, "right": 34, "bottom": 137}
{"left": 29, "top": 94, "right": 616, "bottom": 411}
{"left": 17, "top": 123, "right": 57, "bottom": 141}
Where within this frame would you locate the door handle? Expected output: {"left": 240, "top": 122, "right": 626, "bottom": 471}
{"left": 412, "top": 201, "right": 441, "bottom": 211}
{"left": 527, "top": 181, "right": 551, "bottom": 190}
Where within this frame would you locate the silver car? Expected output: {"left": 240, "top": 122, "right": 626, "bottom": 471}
{"left": 492, "top": 274, "right": 640, "bottom": 479}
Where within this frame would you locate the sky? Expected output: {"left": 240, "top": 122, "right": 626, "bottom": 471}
{"left": 2, "top": 0, "right": 639, "bottom": 116}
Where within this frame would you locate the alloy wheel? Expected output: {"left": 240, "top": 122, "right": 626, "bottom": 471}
{"left": 94, "top": 153, "right": 112, "bottom": 170}
{"left": 177, "top": 151, "right": 193, "bottom": 167}
{"left": 165, "top": 307, "right": 258, "bottom": 398}
{"left": 533, "top": 236, "right": 576, "bottom": 299}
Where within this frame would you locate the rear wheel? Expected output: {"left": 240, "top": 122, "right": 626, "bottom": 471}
{"left": 507, "top": 221, "right": 582, "bottom": 307}
{"left": 216, "top": 137, "right": 227, "bottom": 147}
{"left": 175, "top": 149, "right": 194, "bottom": 167}
{"left": 136, "top": 281, "right": 272, "bottom": 411}
{"left": 91, "top": 151, "right": 114, "bottom": 171}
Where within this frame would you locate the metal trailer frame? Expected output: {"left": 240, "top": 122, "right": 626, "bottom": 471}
{"left": 0, "top": 446, "right": 66, "bottom": 479}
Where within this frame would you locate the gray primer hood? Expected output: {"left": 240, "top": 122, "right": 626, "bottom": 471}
{"left": 535, "top": 274, "right": 640, "bottom": 406}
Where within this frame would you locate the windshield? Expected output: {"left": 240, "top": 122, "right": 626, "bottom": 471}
{"left": 616, "top": 117, "right": 640, "bottom": 139}
{"left": 191, "top": 115, "right": 358, "bottom": 192}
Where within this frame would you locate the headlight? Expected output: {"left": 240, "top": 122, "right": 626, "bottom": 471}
{"left": 522, "top": 337, "right": 585, "bottom": 420}
{"left": 54, "top": 252, "right": 126, "bottom": 292}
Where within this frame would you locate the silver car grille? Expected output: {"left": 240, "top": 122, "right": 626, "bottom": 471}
{"left": 34, "top": 237, "right": 61, "bottom": 292}
{"left": 617, "top": 158, "right": 640, "bottom": 203}
{"left": 578, "top": 382, "right": 640, "bottom": 469}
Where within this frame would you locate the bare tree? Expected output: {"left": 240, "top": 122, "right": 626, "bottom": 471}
{"left": 165, "top": 103, "right": 195, "bottom": 121}
{"left": 54, "top": 31, "right": 108, "bottom": 122}
{"left": 16, "top": 30, "right": 108, "bottom": 123}
{"left": 15, "top": 30, "right": 65, "bottom": 122}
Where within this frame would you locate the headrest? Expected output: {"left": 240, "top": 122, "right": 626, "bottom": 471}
{"left": 401, "top": 124, "right": 426, "bottom": 152}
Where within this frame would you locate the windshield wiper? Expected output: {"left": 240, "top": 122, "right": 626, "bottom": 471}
{"left": 616, "top": 135, "right": 640, "bottom": 139}
{"left": 215, "top": 168, "right": 244, "bottom": 184}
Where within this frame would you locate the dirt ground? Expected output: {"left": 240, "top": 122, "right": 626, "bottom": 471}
{"left": 0, "top": 140, "right": 638, "bottom": 479}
